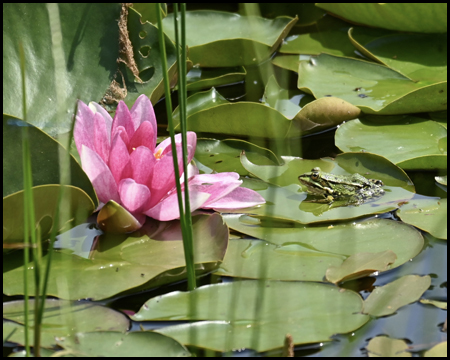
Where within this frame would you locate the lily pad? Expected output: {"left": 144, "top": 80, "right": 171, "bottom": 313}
{"left": 56, "top": 331, "right": 190, "bottom": 357}
{"left": 2, "top": 214, "right": 228, "bottom": 300}
{"left": 362, "top": 275, "right": 431, "bottom": 317}
{"left": 3, "top": 299, "right": 129, "bottom": 348}
{"left": 349, "top": 30, "right": 447, "bottom": 83}
{"left": 3, "top": 185, "right": 94, "bottom": 244}
{"left": 185, "top": 66, "right": 246, "bottom": 91}
{"left": 435, "top": 176, "right": 447, "bottom": 186}
{"left": 262, "top": 76, "right": 360, "bottom": 135}
{"left": 194, "top": 138, "right": 280, "bottom": 176}
{"left": 297, "top": 53, "right": 447, "bottom": 115}
{"left": 396, "top": 198, "right": 447, "bottom": 240}
{"left": 162, "top": 11, "right": 298, "bottom": 67}
{"left": 315, "top": 4, "right": 447, "bottom": 33}
{"left": 220, "top": 215, "right": 423, "bottom": 282}
{"left": 239, "top": 152, "right": 415, "bottom": 223}
{"left": 335, "top": 117, "right": 447, "bottom": 171}
{"left": 272, "top": 54, "right": 311, "bottom": 72}
{"left": 420, "top": 299, "right": 447, "bottom": 310}
{"left": 133, "top": 280, "right": 369, "bottom": 352}
{"left": 424, "top": 341, "right": 447, "bottom": 357}
{"left": 3, "top": 4, "right": 123, "bottom": 136}
{"left": 366, "top": 336, "right": 411, "bottom": 357}
{"left": 326, "top": 251, "right": 397, "bottom": 284}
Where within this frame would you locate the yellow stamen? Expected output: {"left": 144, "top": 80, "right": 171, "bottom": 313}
{"left": 154, "top": 148, "right": 163, "bottom": 160}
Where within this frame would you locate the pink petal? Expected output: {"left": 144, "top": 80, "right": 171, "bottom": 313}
{"left": 156, "top": 132, "right": 197, "bottom": 163}
{"left": 129, "top": 146, "right": 156, "bottom": 185}
{"left": 94, "top": 112, "right": 110, "bottom": 164}
{"left": 111, "top": 101, "right": 135, "bottom": 141}
{"left": 203, "top": 186, "right": 266, "bottom": 210}
{"left": 89, "top": 102, "right": 113, "bottom": 142}
{"left": 130, "top": 94, "right": 157, "bottom": 134}
{"left": 144, "top": 188, "right": 211, "bottom": 221}
{"left": 118, "top": 178, "right": 151, "bottom": 214}
{"left": 128, "top": 121, "right": 156, "bottom": 153}
{"left": 146, "top": 143, "right": 184, "bottom": 208}
{"left": 74, "top": 101, "right": 95, "bottom": 156}
{"left": 188, "top": 173, "right": 242, "bottom": 207}
{"left": 80, "top": 145, "right": 120, "bottom": 204}
{"left": 109, "top": 132, "right": 131, "bottom": 185}
{"left": 114, "top": 126, "right": 130, "bottom": 148}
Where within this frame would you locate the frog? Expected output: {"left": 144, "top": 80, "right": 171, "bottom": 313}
{"left": 298, "top": 167, "right": 385, "bottom": 205}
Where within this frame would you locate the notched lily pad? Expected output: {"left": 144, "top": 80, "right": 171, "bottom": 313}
{"left": 363, "top": 275, "right": 431, "bottom": 317}
{"left": 396, "top": 198, "right": 447, "bottom": 240}
{"left": 162, "top": 11, "right": 298, "bottom": 67}
{"left": 3, "top": 299, "right": 129, "bottom": 348}
{"left": 134, "top": 280, "right": 369, "bottom": 352}
{"left": 3, "top": 185, "right": 95, "bottom": 245}
{"left": 297, "top": 53, "right": 447, "bottom": 115}
{"left": 3, "top": 214, "right": 228, "bottom": 300}
{"left": 185, "top": 66, "right": 246, "bottom": 91}
{"left": 221, "top": 215, "right": 423, "bottom": 282}
{"left": 335, "top": 117, "right": 447, "bottom": 171}
{"left": 326, "top": 250, "right": 397, "bottom": 284}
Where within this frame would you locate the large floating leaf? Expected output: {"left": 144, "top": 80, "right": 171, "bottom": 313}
{"left": 194, "top": 138, "right": 279, "bottom": 176}
{"left": 185, "top": 66, "right": 246, "bottom": 92}
{"left": 262, "top": 76, "right": 360, "bottom": 135}
{"left": 424, "top": 341, "right": 447, "bottom": 357}
{"left": 396, "top": 198, "right": 447, "bottom": 240}
{"left": 335, "top": 117, "right": 447, "bottom": 171}
{"left": 315, "top": 4, "right": 447, "bottom": 33}
{"left": 366, "top": 336, "right": 411, "bottom": 357}
{"left": 162, "top": 11, "right": 297, "bottom": 67}
{"left": 56, "top": 331, "right": 190, "bottom": 357}
{"left": 272, "top": 54, "right": 311, "bottom": 72}
{"left": 3, "top": 214, "right": 228, "bottom": 300}
{"left": 219, "top": 216, "right": 423, "bottom": 282}
{"left": 363, "top": 275, "right": 431, "bottom": 317}
{"left": 238, "top": 152, "right": 415, "bottom": 223}
{"left": 297, "top": 54, "right": 447, "bottom": 115}
{"left": 133, "top": 280, "right": 369, "bottom": 352}
{"left": 3, "top": 185, "right": 94, "bottom": 244}
{"left": 3, "top": 4, "right": 121, "bottom": 136}
{"left": 3, "top": 299, "right": 129, "bottom": 348}
{"left": 349, "top": 30, "right": 447, "bottom": 83}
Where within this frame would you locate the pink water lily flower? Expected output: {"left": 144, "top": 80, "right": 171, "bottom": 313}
{"left": 74, "top": 94, "right": 265, "bottom": 230}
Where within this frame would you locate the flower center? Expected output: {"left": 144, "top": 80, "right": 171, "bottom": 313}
{"left": 154, "top": 148, "right": 163, "bottom": 160}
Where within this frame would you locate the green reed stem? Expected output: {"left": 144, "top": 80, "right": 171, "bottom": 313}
{"left": 19, "top": 42, "right": 31, "bottom": 357}
{"left": 173, "top": 3, "right": 196, "bottom": 290}
{"left": 156, "top": 3, "right": 196, "bottom": 291}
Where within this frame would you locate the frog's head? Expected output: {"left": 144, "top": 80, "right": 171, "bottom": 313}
{"left": 298, "top": 167, "right": 333, "bottom": 197}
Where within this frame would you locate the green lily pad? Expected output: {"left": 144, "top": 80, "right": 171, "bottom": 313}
{"left": 272, "top": 54, "right": 311, "bottom": 72}
{"left": 3, "top": 4, "right": 122, "bottom": 137}
{"left": 263, "top": 76, "right": 360, "bottom": 135}
{"left": 366, "top": 336, "right": 411, "bottom": 357}
{"left": 194, "top": 138, "right": 280, "bottom": 176}
{"left": 123, "top": 7, "right": 178, "bottom": 107}
{"left": 3, "top": 185, "right": 94, "bottom": 244}
{"left": 56, "top": 331, "right": 190, "bottom": 357}
{"left": 220, "top": 215, "right": 423, "bottom": 282}
{"left": 326, "top": 251, "right": 397, "bottom": 284}
{"left": 162, "top": 11, "right": 298, "bottom": 67}
{"left": 133, "top": 280, "right": 369, "bottom": 352}
{"left": 3, "top": 214, "right": 228, "bottom": 300}
{"left": 396, "top": 198, "right": 447, "bottom": 240}
{"left": 3, "top": 299, "right": 129, "bottom": 348}
{"left": 131, "top": 3, "right": 167, "bottom": 25}
{"left": 362, "top": 275, "right": 431, "bottom": 317}
{"left": 315, "top": 4, "right": 447, "bottom": 33}
{"left": 335, "top": 117, "right": 447, "bottom": 171}
{"left": 97, "top": 200, "right": 145, "bottom": 234}
{"left": 185, "top": 66, "right": 246, "bottom": 91}
{"left": 435, "top": 176, "right": 447, "bottom": 186}
{"left": 297, "top": 53, "right": 447, "bottom": 115}
{"left": 239, "top": 152, "right": 415, "bottom": 223}
{"left": 420, "top": 299, "right": 447, "bottom": 310}
{"left": 259, "top": 3, "right": 324, "bottom": 26}
{"left": 424, "top": 341, "right": 447, "bottom": 357}
{"left": 349, "top": 30, "right": 447, "bottom": 83}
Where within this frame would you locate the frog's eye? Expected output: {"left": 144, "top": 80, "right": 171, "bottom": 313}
{"left": 311, "top": 172, "right": 319, "bottom": 180}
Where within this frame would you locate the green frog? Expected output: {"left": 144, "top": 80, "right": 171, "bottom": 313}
{"left": 298, "top": 167, "right": 384, "bottom": 205}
